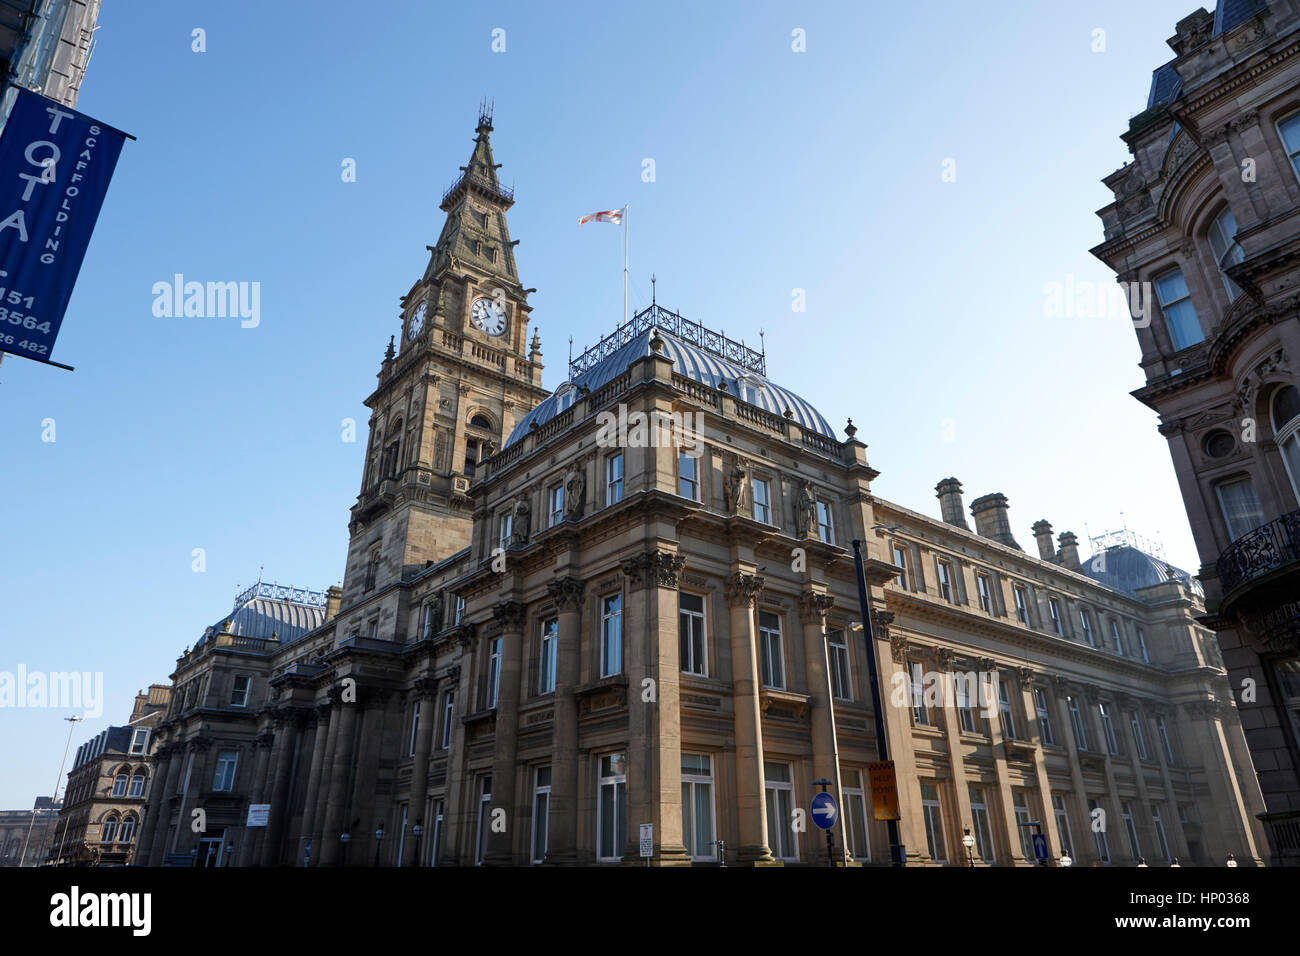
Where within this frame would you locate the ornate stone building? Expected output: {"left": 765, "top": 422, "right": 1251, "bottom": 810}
{"left": 136, "top": 107, "right": 1266, "bottom": 866}
{"left": 0, "top": 797, "right": 60, "bottom": 867}
{"left": 50, "top": 685, "right": 170, "bottom": 865}
{"left": 1091, "top": 0, "right": 1300, "bottom": 864}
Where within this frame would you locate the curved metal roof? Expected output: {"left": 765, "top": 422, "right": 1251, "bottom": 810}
{"left": 1078, "top": 545, "right": 1204, "bottom": 600}
{"left": 504, "top": 326, "right": 836, "bottom": 447}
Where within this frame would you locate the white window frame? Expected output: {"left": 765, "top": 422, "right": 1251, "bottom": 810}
{"left": 842, "top": 769, "right": 871, "bottom": 861}
{"left": 531, "top": 766, "right": 551, "bottom": 865}
{"left": 827, "top": 628, "right": 852, "bottom": 701}
{"left": 1052, "top": 794, "right": 1074, "bottom": 859}
{"left": 230, "top": 675, "right": 251, "bottom": 708}
{"left": 422, "top": 601, "right": 438, "bottom": 639}
{"left": 129, "top": 729, "right": 149, "bottom": 755}
{"left": 969, "top": 786, "right": 995, "bottom": 863}
{"left": 597, "top": 753, "right": 627, "bottom": 862}
{"left": 977, "top": 573, "right": 994, "bottom": 614}
{"left": 1013, "top": 585, "right": 1029, "bottom": 624}
{"left": 1034, "top": 687, "right": 1056, "bottom": 746}
{"left": 474, "top": 775, "right": 492, "bottom": 866}
{"left": 1207, "top": 206, "right": 1245, "bottom": 299}
{"left": 678, "top": 450, "right": 699, "bottom": 500}
{"left": 100, "top": 817, "right": 118, "bottom": 844}
{"left": 408, "top": 701, "right": 420, "bottom": 757}
{"left": 430, "top": 798, "right": 444, "bottom": 866}
{"left": 497, "top": 511, "right": 513, "bottom": 551}
{"left": 1089, "top": 798, "right": 1110, "bottom": 863}
{"left": 1068, "top": 695, "right": 1088, "bottom": 751}
{"left": 955, "top": 671, "right": 976, "bottom": 733}
{"left": 601, "top": 594, "right": 623, "bottom": 678}
{"left": 1136, "top": 626, "right": 1150, "bottom": 664}
{"left": 1078, "top": 608, "right": 1095, "bottom": 646}
{"left": 759, "top": 611, "right": 785, "bottom": 690}
{"left": 118, "top": 815, "right": 136, "bottom": 844}
{"left": 1130, "top": 711, "right": 1150, "bottom": 761}
{"left": 752, "top": 477, "right": 771, "bottom": 524}
{"left": 1109, "top": 619, "right": 1124, "bottom": 655}
{"left": 548, "top": 484, "right": 564, "bottom": 527}
{"left": 1157, "top": 716, "right": 1176, "bottom": 765}
{"left": 1121, "top": 802, "right": 1141, "bottom": 860}
{"left": 998, "top": 676, "right": 1018, "bottom": 740}
{"left": 816, "top": 500, "right": 834, "bottom": 544}
{"left": 1280, "top": 111, "right": 1300, "bottom": 183}
{"left": 1152, "top": 805, "right": 1171, "bottom": 862}
{"left": 935, "top": 558, "right": 955, "bottom": 603}
{"left": 485, "top": 637, "right": 502, "bottom": 709}
{"left": 764, "top": 762, "right": 798, "bottom": 861}
{"left": 1153, "top": 267, "right": 1204, "bottom": 351}
{"left": 112, "top": 773, "right": 128, "bottom": 798}
{"left": 605, "top": 453, "right": 623, "bottom": 507}
{"left": 1215, "top": 476, "right": 1265, "bottom": 542}
{"left": 910, "top": 660, "right": 929, "bottom": 726}
{"left": 892, "top": 544, "right": 910, "bottom": 591}
{"left": 538, "top": 617, "right": 558, "bottom": 694}
{"left": 127, "top": 773, "right": 145, "bottom": 798}
{"left": 439, "top": 690, "right": 455, "bottom": 750}
{"left": 213, "top": 750, "right": 238, "bottom": 792}
{"left": 1099, "top": 702, "right": 1120, "bottom": 756}
{"left": 681, "top": 753, "right": 716, "bottom": 861}
{"left": 1048, "top": 598, "right": 1063, "bottom": 637}
{"left": 920, "top": 781, "right": 947, "bottom": 862}
{"left": 679, "top": 592, "right": 707, "bottom": 678}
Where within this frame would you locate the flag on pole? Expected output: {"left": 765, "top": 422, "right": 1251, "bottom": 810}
{"left": 579, "top": 208, "right": 624, "bottom": 226}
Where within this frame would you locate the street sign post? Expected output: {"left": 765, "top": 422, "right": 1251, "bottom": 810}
{"left": 639, "top": 823, "right": 653, "bottom": 865}
{"left": 1032, "top": 832, "right": 1049, "bottom": 863}
{"left": 867, "top": 760, "right": 900, "bottom": 821}
{"left": 811, "top": 791, "right": 838, "bottom": 830}
{"left": 246, "top": 804, "right": 270, "bottom": 827}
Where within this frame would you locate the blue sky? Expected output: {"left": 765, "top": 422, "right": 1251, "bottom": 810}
{"left": 0, "top": 0, "right": 1204, "bottom": 807}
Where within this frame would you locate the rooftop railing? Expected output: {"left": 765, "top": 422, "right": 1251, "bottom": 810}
{"left": 569, "top": 303, "right": 765, "bottom": 378}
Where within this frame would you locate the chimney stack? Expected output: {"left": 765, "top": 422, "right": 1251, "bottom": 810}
{"left": 935, "top": 478, "right": 970, "bottom": 530}
{"left": 1032, "top": 520, "right": 1056, "bottom": 562}
{"left": 969, "top": 493, "right": 1023, "bottom": 551}
{"left": 325, "top": 585, "right": 343, "bottom": 621}
{"left": 1057, "top": 532, "right": 1081, "bottom": 570}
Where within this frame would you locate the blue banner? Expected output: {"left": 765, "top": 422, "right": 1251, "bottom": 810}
{"left": 0, "top": 87, "right": 129, "bottom": 367}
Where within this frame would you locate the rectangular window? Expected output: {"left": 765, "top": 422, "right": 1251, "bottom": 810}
{"left": 759, "top": 611, "right": 785, "bottom": 689}
{"left": 598, "top": 754, "right": 627, "bottom": 861}
{"left": 1280, "top": 113, "right": 1300, "bottom": 182}
{"left": 1078, "top": 608, "right": 1095, "bottom": 646}
{"left": 1157, "top": 716, "right": 1176, "bottom": 765}
{"left": 1013, "top": 585, "right": 1030, "bottom": 624}
{"left": 212, "top": 750, "right": 238, "bottom": 792}
{"left": 430, "top": 799, "right": 444, "bottom": 866}
{"left": 422, "top": 601, "right": 438, "bottom": 639}
{"left": 1130, "top": 711, "right": 1150, "bottom": 761}
{"left": 955, "top": 671, "right": 977, "bottom": 733}
{"left": 678, "top": 451, "right": 699, "bottom": 500}
{"left": 548, "top": 484, "right": 564, "bottom": 527}
{"left": 605, "top": 454, "right": 623, "bottom": 506}
{"left": 910, "top": 660, "right": 929, "bottom": 726}
{"left": 485, "top": 637, "right": 502, "bottom": 709}
{"left": 1136, "top": 627, "right": 1150, "bottom": 664}
{"left": 1216, "top": 476, "right": 1265, "bottom": 541}
{"left": 1052, "top": 794, "right": 1074, "bottom": 859}
{"left": 475, "top": 775, "right": 492, "bottom": 865}
{"left": 439, "top": 690, "right": 455, "bottom": 750}
{"left": 230, "top": 675, "right": 251, "bottom": 708}
{"left": 532, "top": 767, "right": 551, "bottom": 865}
{"left": 129, "top": 729, "right": 149, "bottom": 755}
{"left": 497, "top": 511, "right": 513, "bottom": 551}
{"left": 1099, "top": 702, "right": 1120, "bottom": 755}
{"left": 128, "top": 774, "right": 145, "bottom": 798}
{"left": 892, "top": 544, "right": 910, "bottom": 591}
{"left": 827, "top": 629, "right": 852, "bottom": 701}
{"left": 977, "top": 573, "right": 994, "bottom": 614}
{"left": 1121, "top": 802, "right": 1141, "bottom": 860}
{"left": 1152, "top": 805, "right": 1171, "bottom": 862}
{"left": 1089, "top": 799, "right": 1110, "bottom": 863}
{"left": 1109, "top": 619, "right": 1124, "bottom": 654}
{"left": 112, "top": 774, "right": 128, "bottom": 797}
{"left": 816, "top": 500, "right": 834, "bottom": 543}
{"left": 920, "top": 781, "right": 946, "bottom": 862}
{"left": 998, "top": 676, "right": 1018, "bottom": 740}
{"left": 1013, "top": 790, "right": 1035, "bottom": 861}
{"left": 1048, "top": 598, "right": 1063, "bottom": 637}
{"left": 936, "top": 558, "right": 955, "bottom": 603}
{"left": 464, "top": 438, "right": 479, "bottom": 478}
{"left": 1034, "top": 687, "right": 1056, "bottom": 746}
{"left": 538, "top": 618, "right": 557, "bottom": 694}
{"left": 969, "top": 786, "right": 995, "bottom": 863}
{"left": 681, "top": 753, "right": 716, "bottom": 860}
{"left": 454, "top": 595, "right": 465, "bottom": 625}
{"left": 1068, "top": 695, "right": 1088, "bottom": 751}
{"left": 1154, "top": 268, "right": 1204, "bottom": 350}
{"left": 679, "top": 593, "right": 707, "bottom": 677}
{"left": 752, "top": 477, "right": 771, "bottom": 524}
{"left": 764, "top": 762, "right": 798, "bottom": 861}
{"left": 408, "top": 701, "right": 420, "bottom": 757}
{"left": 601, "top": 594, "right": 623, "bottom": 677}
{"left": 842, "top": 769, "right": 871, "bottom": 861}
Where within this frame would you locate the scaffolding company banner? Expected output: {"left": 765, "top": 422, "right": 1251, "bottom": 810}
{"left": 0, "top": 87, "right": 129, "bottom": 367}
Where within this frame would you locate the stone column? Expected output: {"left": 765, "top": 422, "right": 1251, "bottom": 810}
{"left": 401, "top": 678, "right": 439, "bottom": 866}
{"left": 298, "top": 703, "right": 333, "bottom": 865}
{"left": 348, "top": 689, "right": 393, "bottom": 864}
{"left": 1053, "top": 677, "right": 1093, "bottom": 864}
{"left": 169, "top": 739, "right": 211, "bottom": 857}
{"left": 485, "top": 601, "right": 527, "bottom": 865}
{"left": 623, "top": 550, "right": 690, "bottom": 865}
{"left": 1085, "top": 687, "right": 1126, "bottom": 863}
{"left": 1019, "top": 669, "right": 1061, "bottom": 862}
{"left": 317, "top": 692, "right": 361, "bottom": 866}
{"left": 985, "top": 663, "right": 1024, "bottom": 865}
{"left": 437, "top": 659, "right": 472, "bottom": 866}
{"left": 726, "top": 571, "right": 775, "bottom": 865}
{"left": 139, "top": 743, "right": 180, "bottom": 866}
{"left": 881, "top": 619, "right": 928, "bottom": 865}
{"left": 261, "top": 710, "right": 304, "bottom": 867}
{"left": 799, "top": 590, "right": 847, "bottom": 866}
{"left": 1180, "top": 699, "right": 1264, "bottom": 864}
{"left": 544, "top": 578, "right": 583, "bottom": 865}
{"left": 242, "top": 729, "right": 276, "bottom": 865}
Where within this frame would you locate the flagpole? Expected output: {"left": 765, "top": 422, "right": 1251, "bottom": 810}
{"left": 623, "top": 203, "right": 629, "bottom": 328}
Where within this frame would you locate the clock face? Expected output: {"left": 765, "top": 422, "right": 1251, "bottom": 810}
{"left": 470, "top": 296, "right": 507, "bottom": 336}
{"left": 407, "top": 302, "right": 426, "bottom": 340}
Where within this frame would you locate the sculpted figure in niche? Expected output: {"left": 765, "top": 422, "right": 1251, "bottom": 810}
{"left": 513, "top": 496, "right": 531, "bottom": 543}
{"left": 796, "top": 480, "right": 816, "bottom": 536}
{"left": 564, "top": 463, "right": 586, "bottom": 519}
{"left": 724, "top": 461, "right": 747, "bottom": 514}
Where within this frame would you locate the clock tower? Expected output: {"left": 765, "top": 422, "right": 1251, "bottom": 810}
{"left": 342, "top": 105, "right": 548, "bottom": 607}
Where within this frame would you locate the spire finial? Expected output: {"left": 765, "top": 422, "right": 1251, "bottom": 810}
{"left": 384, "top": 335, "right": 395, "bottom": 361}
{"left": 651, "top": 274, "right": 656, "bottom": 305}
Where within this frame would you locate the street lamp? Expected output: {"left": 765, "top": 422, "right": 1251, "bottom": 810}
{"left": 1136, "top": 857, "right": 1148, "bottom": 867}
{"left": 339, "top": 831, "right": 351, "bottom": 867}
{"left": 1225, "top": 853, "right": 1238, "bottom": 868}
{"left": 963, "top": 827, "right": 976, "bottom": 868}
{"left": 411, "top": 821, "right": 424, "bottom": 868}
{"left": 374, "top": 822, "right": 385, "bottom": 867}
{"left": 712, "top": 840, "right": 727, "bottom": 867}
{"left": 1171, "top": 858, "right": 1181, "bottom": 867}
{"left": 1060, "top": 851, "right": 1073, "bottom": 867}
{"left": 21, "top": 715, "right": 83, "bottom": 867}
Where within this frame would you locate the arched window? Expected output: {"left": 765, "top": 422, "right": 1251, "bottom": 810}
{"left": 1207, "top": 207, "right": 1245, "bottom": 300}
{"left": 100, "top": 817, "right": 118, "bottom": 844}
{"left": 381, "top": 419, "right": 403, "bottom": 478}
{"left": 1272, "top": 385, "right": 1300, "bottom": 501}
{"left": 119, "top": 815, "right": 136, "bottom": 844}
{"left": 469, "top": 414, "right": 493, "bottom": 430}
{"left": 111, "top": 773, "right": 129, "bottom": 797}
{"left": 128, "top": 772, "right": 146, "bottom": 798}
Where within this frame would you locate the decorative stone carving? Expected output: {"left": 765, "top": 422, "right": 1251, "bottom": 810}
{"left": 795, "top": 480, "right": 816, "bottom": 537}
{"left": 724, "top": 459, "right": 747, "bottom": 514}
{"left": 492, "top": 600, "right": 527, "bottom": 630}
{"left": 797, "top": 592, "right": 834, "bottom": 624}
{"left": 932, "top": 647, "right": 955, "bottom": 668}
{"left": 547, "top": 577, "right": 585, "bottom": 612}
{"left": 1017, "top": 666, "right": 1034, "bottom": 684}
{"left": 512, "top": 495, "right": 531, "bottom": 544}
{"left": 888, "top": 630, "right": 908, "bottom": 663}
{"left": 563, "top": 463, "right": 586, "bottom": 519}
{"left": 412, "top": 676, "right": 440, "bottom": 700}
{"left": 725, "top": 572, "right": 764, "bottom": 607}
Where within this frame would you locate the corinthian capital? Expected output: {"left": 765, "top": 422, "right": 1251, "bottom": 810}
{"left": 492, "top": 600, "right": 527, "bottom": 631}
{"left": 547, "top": 577, "right": 585, "bottom": 612}
{"left": 797, "top": 591, "right": 834, "bottom": 624}
{"left": 725, "top": 572, "right": 764, "bottom": 607}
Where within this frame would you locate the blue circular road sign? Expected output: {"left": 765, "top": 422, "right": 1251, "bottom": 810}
{"left": 811, "top": 791, "right": 838, "bottom": 830}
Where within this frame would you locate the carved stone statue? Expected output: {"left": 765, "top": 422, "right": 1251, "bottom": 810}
{"left": 795, "top": 480, "right": 816, "bottom": 536}
{"left": 512, "top": 495, "right": 531, "bottom": 543}
{"left": 723, "top": 461, "right": 747, "bottom": 514}
{"left": 564, "top": 463, "right": 586, "bottom": 519}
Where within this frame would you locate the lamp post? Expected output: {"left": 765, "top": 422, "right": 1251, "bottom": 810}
{"left": 963, "top": 827, "right": 976, "bottom": 868}
{"left": 1060, "top": 851, "right": 1073, "bottom": 867}
{"left": 850, "top": 538, "right": 905, "bottom": 867}
{"left": 20, "top": 715, "right": 82, "bottom": 866}
{"left": 374, "top": 822, "right": 385, "bottom": 867}
{"left": 339, "top": 831, "right": 351, "bottom": 867}
{"left": 412, "top": 821, "right": 424, "bottom": 868}
{"left": 712, "top": 839, "right": 727, "bottom": 867}
{"left": 1225, "top": 853, "right": 1238, "bottom": 868}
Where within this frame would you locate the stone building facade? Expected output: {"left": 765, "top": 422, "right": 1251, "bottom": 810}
{"left": 0, "top": 797, "right": 60, "bottom": 867}
{"left": 50, "top": 685, "right": 170, "bottom": 865}
{"left": 136, "top": 108, "right": 1266, "bottom": 866}
{"left": 1091, "top": 0, "right": 1300, "bottom": 864}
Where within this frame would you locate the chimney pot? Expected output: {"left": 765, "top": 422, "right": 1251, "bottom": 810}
{"left": 935, "top": 478, "right": 970, "bottom": 530}
{"left": 1057, "top": 531, "right": 1081, "bottom": 570}
{"left": 1032, "top": 519, "right": 1056, "bottom": 562}
{"left": 970, "top": 493, "right": 1023, "bottom": 551}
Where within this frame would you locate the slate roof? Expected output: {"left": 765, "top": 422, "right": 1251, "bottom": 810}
{"left": 193, "top": 586, "right": 326, "bottom": 649}
{"left": 504, "top": 325, "right": 837, "bottom": 448}
{"left": 1147, "top": 1, "right": 1270, "bottom": 108}
{"left": 1078, "top": 544, "right": 1204, "bottom": 600}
